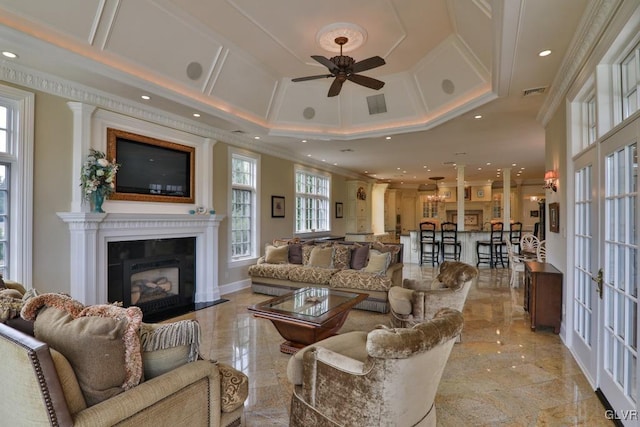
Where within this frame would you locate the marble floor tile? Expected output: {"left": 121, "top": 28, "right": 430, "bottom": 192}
{"left": 171, "top": 264, "right": 612, "bottom": 426}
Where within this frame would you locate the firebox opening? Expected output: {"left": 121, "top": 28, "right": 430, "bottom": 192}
{"left": 108, "top": 237, "right": 196, "bottom": 322}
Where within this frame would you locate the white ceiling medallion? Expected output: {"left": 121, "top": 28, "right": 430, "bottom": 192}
{"left": 316, "top": 23, "right": 367, "bottom": 53}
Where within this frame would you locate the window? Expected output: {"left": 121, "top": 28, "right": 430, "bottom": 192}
{"left": 230, "top": 150, "right": 259, "bottom": 261}
{"left": 295, "top": 168, "right": 330, "bottom": 233}
{"left": 586, "top": 94, "right": 597, "bottom": 146}
{"left": 0, "top": 163, "right": 8, "bottom": 277}
{"left": 0, "top": 85, "right": 34, "bottom": 283}
{"left": 621, "top": 43, "right": 639, "bottom": 120}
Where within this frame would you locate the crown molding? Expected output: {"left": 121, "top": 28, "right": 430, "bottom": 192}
{"left": 537, "top": 0, "right": 622, "bottom": 125}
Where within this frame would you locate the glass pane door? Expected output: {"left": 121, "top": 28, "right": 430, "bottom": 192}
{"left": 572, "top": 155, "right": 598, "bottom": 379}
{"left": 599, "top": 141, "right": 638, "bottom": 422}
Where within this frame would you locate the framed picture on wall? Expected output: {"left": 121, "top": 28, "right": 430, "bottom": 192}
{"left": 335, "top": 202, "right": 343, "bottom": 218}
{"left": 549, "top": 202, "right": 559, "bottom": 233}
{"left": 271, "top": 196, "right": 285, "bottom": 218}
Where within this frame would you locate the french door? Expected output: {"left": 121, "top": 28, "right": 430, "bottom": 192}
{"left": 572, "top": 150, "right": 599, "bottom": 381}
{"left": 597, "top": 126, "right": 638, "bottom": 422}
{"left": 571, "top": 118, "right": 639, "bottom": 424}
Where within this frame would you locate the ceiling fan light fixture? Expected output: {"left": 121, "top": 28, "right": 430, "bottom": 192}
{"left": 317, "top": 23, "right": 367, "bottom": 53}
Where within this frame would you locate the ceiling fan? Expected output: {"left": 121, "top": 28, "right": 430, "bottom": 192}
{"left": 292, "top": 36, "right": 386, "bottom": 97}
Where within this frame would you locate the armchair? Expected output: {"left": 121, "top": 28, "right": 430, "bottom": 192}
{"left": 388, "top": 261, "right": 477, "bottom": 328}
{"left": 0, "top": 319, "right": 246, "bottom": 427}
{"left": 287, "top": 308, "right": 464, "bottom": 427}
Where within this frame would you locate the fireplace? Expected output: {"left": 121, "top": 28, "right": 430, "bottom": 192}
{"left": 58, "top": 213, "right": 223, "bottom": 310}
{"left": 108, "top": 237, "right": 195, "bottom": 321}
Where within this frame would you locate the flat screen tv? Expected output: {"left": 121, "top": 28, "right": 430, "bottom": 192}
{"left": 107, "top": 128, "right": 195, "bottom": 204}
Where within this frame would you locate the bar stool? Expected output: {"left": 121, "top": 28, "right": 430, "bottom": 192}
{"left": 419, "top": 221, "right": 440, "bottom": 266}
{"left": 509, "top": 222, "right": 523, "bottom": 254}
{"left": 476, "top": 222, "right": 505, "bottom": 268}
{"left": 440, "top": 222, "right": 461, "bottom": 261}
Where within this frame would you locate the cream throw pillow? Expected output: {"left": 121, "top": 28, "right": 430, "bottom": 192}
{"left": 265, "top": 244, "right": 289, "bottom": 264}
{"left": 308, "top": 246, "right": 334, "bottom": 268}
{"left": 363, "top": 249, "right": 391, "bottom": 275}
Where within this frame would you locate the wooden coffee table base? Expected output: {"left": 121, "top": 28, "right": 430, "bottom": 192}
{"left": 264, "top": 309, "right": 353, "bottom": 354}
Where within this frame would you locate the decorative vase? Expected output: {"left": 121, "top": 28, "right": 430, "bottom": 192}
{"left": 91, "top": 188, "right": 106, "bottom": 213}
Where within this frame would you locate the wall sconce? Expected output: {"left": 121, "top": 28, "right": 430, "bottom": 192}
{"left": 543, "top": 170, "right": 558, "bottom": 192}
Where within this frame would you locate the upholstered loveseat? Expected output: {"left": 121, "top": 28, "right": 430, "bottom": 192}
{"left": 248, "top": 240, "right": 403, "bottom": 313}
{"left": 0, "top": 289, "right": 248, "bottom": 427}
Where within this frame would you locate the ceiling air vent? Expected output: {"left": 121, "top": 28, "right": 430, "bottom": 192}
{"left": 367, "top": 94, "right": 387, "bottom": 115}
{"left": 523, "top": 86, "right": 547, "bottom": 97}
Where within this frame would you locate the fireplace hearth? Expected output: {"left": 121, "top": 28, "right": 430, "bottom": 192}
{"left": 108, "top": 237, "right": 195, "bottom": 321}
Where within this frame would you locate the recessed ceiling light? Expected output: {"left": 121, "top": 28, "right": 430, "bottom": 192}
{"left": 141, "top": 95, "right": 151, "bottom": 100}
{"left": 334, "top": 163, "right": 338, "bottom": 166}
{"left": 486, "top": 162, "right": 491, "bottom": 166}
{"left": 307, "top": 154, "right": 312, "bottom": 157}
{"left": 2, "top": 51, "right": 17, "bottom": 59}
{"left": 474, "top": 115, "right": 482, "bottom": 119}
{"left": 497, "top": 168, "right": 502, "bottom": 171}
{"left": 397, "top": 167, "right": 401, "bottom": 170}
{"left": 385, "top": 136, "right": 391, "bottom": 140}
{"left": 478, "top": 167, "right": 482, "bottom": 170}
{"left": 364, "top": 170, "right": 368, "bottom": 173}
{"left": 254, "top": 136, "right": 260, "bottom": 140}
{"left": 512, "top": 163, "right": 517, "bottom": 167}
{"left": 301, "top": 140, "right": 307, "bottom": 143}
{"left": 193, "top": 113, "right": 200, "bottom": 118}
{"left": 539, "top": 50, "right": 552, "bottom": 57}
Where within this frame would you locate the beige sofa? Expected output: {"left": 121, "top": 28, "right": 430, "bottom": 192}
{"left": 248, "top": 240, "right": 404, "bottom": 313}
{"left": 0, "top": 286, "right": 248, "bottom": 427}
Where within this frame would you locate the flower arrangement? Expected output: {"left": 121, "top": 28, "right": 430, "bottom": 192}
{"left": 80, "top": 148, "right": 120, "bottom": 201}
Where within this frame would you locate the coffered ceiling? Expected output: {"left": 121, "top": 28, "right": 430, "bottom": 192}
{"left": 0, "top": 0, "right": 591, "bottom": 185}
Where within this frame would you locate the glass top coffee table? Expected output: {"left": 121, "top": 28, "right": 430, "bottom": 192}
{"left": 248, "top": 287, "right": 369, "bottom": 354}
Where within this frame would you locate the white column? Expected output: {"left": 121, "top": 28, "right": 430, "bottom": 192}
{"left": 56, "top": 212, "right": 105, "bottom": 305}
{"left": 199, "top": 138, "right": 217, "bottom": 212}
{"left": 457, "top": 165, "right": 465, "bottom": 231}
{"left": 503, "top": 168, "right": 511, "bottom": 229}
{"left": 372, "top": 183, "right": 389, "bottom": 235}
{"left": 198, "top": 215, "right": 224, "bottom": 303}
{"left": 67, "top": 102, "right": 97, "bottom": 212}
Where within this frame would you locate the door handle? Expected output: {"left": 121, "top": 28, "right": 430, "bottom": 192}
{"left": 591, "top": 268, "right": 603, "bottom": 299}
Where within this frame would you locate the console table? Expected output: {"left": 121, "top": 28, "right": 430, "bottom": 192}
{"left": 524, "top": 261, "right": 563, "bottom": 333}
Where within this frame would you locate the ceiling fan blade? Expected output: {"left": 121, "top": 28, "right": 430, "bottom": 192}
{"left": 347, "top": 74, "right": 385, "bottom": 90}
{"left": 351, "top": 56, "right": 385, "bottom": 74}
{"left": 292, "top": 74, "right": 333, "bottom": 82}
{"left": 327, "top": 78, "right": 344, "bottom": 97}
{"left": 311, "top": 55, "right": 339, "bottom": 72}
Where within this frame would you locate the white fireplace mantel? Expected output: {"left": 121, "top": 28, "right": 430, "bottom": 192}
{"left": 57, "top": 212, "right": 225, "bottom": 306}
